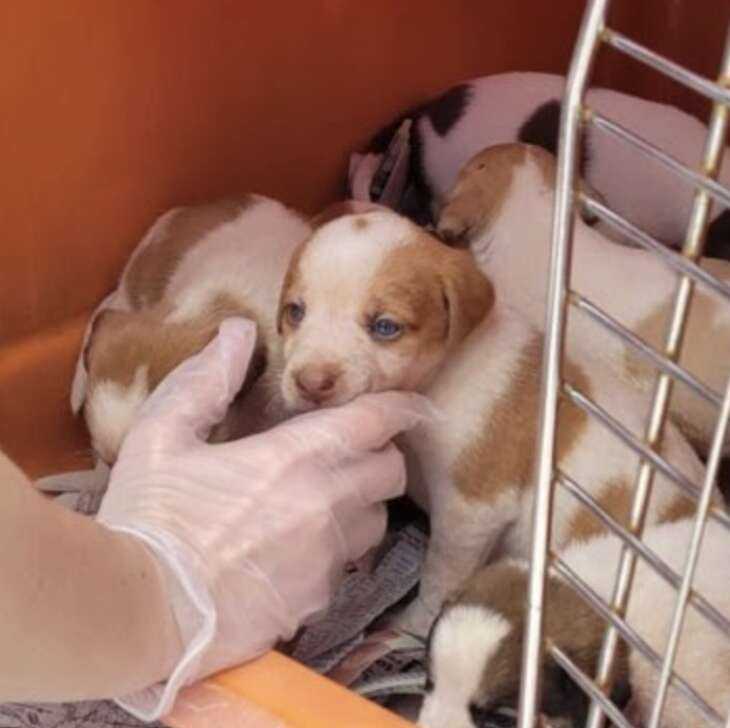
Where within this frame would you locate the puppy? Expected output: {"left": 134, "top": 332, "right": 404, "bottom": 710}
{"left": 438, "top": 143, "right": 730, "bottom": 457}
{"left": 277, "top": 209, "right": 705, "bottom": 635}
{"left": 75, "top": 195, "right": 314, "bottom": 463}
{"left": 420, "top": 517, "right": 730, "bottom": 728}
{"left": 349, "top": 71, "right": 730, "bottom": 256}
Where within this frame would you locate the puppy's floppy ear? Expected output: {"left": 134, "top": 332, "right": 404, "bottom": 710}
{"left": 440, "top": 248, "right": 495, "bottom": 346}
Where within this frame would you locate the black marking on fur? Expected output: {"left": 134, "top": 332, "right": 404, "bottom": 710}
{"left": 518, "top": 99, "right": 589, "bottom": 175}
{"left": 705, "top": 209, "right": 730, "bottom": 261}
{"left": 423, "top": 83, "right": 471, "bottom": 137}
{"left": 361, "top": 84, "right": 473, "bottom": 225}
{"left": 518, "top": 100, "right": 561, "bottom": 155}
{"left": 541, "top": 661, "right": 591, "bottom": 727}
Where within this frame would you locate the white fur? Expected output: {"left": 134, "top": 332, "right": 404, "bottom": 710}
{"left": 563, "top": 519, "right": 730, "bottom": 726}
{"left": 453, "top": 151, "right": 730, "bottom": 452}
{"left": 162, "top": 195, "right": 308, "bottom": 334}
{"left": 420, "top": 606, "right": 511, "bottom": 728}
{"left": 278, "top": 211, "right": 706, "bottom": 637}
{"left": 84, "top": 366, "right": 149, "bottom": 464}
{"left": 420, "top": 520, "right": 730, "bottom": 728}
{"left": 400, "top": 300, "right": 704, "bottom": 632}
{"left": 281, "top": 212, "right": 427, "bottom": 411}
{"left": 79, "top": 195, "right": 310, "bottom": 462}
{"left": 359, "top": 71, "right": 730, "bottom": 244}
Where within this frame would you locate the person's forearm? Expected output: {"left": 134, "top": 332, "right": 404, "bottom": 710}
{"left": 0, "top": 451, "right": 182, "bottom": 702}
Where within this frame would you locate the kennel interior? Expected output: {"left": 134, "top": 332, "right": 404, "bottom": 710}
{"left": 0, "top": 1, "right": 729, "bottom": 726}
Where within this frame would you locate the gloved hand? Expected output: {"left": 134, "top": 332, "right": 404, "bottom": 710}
{"left": 97, "top": 318, "right": 432, "bottom": 720}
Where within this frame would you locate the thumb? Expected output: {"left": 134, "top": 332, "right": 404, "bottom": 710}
{"left": 125, "top": 318, "right": 257, "bottom": 448}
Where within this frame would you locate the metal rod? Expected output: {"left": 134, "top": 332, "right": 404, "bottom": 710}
{"left": 555, "top": 470, "right": 730, "bottom": 636}
{"left": 602, "top": 28, "right": 730, "bottom": 106}
{"left": 569, "top": 291, "right": 722, "bottom": 408}
{"left": 647, "top": 34, "right": 730, "bottom": 722}
{"left": 517, "top": 0, "right": 610, "bottom": 724}
{"left": 563, "top": 384, "right": 700, "bottom": 506}
{"left": 563, "top": 382, "right": 730, "bottom": 529}
{"left": 587, "top": 110, "right": 730, "bottom": 210}
{"left": 586, "top": 24, "right": 730, "bottom": 728}
{"left": 648, "top": 378, "right": 730, "bottom": 726}
{"left": 546, "top": 642, "right": 634, "bottom": 728}
{"left": 581, "top": 194, "right": 730, "bottom": 301}
{"left": 551, "top": 555, "right": 724, "bottom": 725}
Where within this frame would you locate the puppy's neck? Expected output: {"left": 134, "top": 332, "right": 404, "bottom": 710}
{"left": 470, "top": 160, "right": 556, "bottom": 271}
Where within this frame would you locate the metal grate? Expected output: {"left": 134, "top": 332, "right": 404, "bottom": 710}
{"left": 517, "top": 1, "right": 730, "bottom": 727}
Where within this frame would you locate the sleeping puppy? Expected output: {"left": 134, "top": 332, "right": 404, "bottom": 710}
{"left": 77, "top": 196, "right": 388, "bottom": 464}
{"left": 420, "top": 517, "right": 730, "bottom": 728}
{"left": 438, "top": 143, "right": 730, "bottom": 457}
{"left": 277, "top": 209, "right": 705, "bottom": 635}
{"left": 349, "top": 71, "right": 730, "bottom": 257}
{"left": 76, "top": 194, "right": 312, "bottom": 463}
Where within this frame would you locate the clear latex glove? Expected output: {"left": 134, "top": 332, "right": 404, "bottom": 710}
{"left": 97, "top": 318, "right": 433, "bottom": 721}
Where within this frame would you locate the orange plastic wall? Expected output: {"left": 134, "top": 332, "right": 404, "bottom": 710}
{"left": 0, "top": 1, "right": 727, "bottom": 478}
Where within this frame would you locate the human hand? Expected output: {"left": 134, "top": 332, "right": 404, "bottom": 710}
{"left": 97, "top": 319, "right": 432, "bottom": 719}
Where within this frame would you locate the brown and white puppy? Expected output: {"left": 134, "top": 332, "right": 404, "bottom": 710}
{"left": 420, "top": 517, "right": 730, "bottom": 728}
{"left": 277, "top": 209, "right": 705, "bottom": 635}
{"left": 437, "top": 143, "right": 730, "bottom": 457}
{"left": 74, "top": 195, "right": 313, "bottom": 463}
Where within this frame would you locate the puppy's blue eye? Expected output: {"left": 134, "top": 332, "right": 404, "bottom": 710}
{"left": 371, "top": 317, "right": 403, "bottom": 341}
{"left": 285, "top": 302, "right": 305, "bottom": 326}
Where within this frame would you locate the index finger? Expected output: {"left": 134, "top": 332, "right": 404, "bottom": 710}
{"left": 287, "top": 391, "right": 441, "bottom": 455}
{"left": 127, "top": 318, "right": 257, "bottom": 447}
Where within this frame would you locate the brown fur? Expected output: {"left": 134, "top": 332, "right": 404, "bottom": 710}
{"left": 278, "top": 226, "right": 495, "bottom": 364}
{"left": 565, "top": 477, "right": 635, "bottom": 544}
{"left": 309, "top": 200, "right": 384, "bottom": 229}
{"left": 353, "top": 216, "right": 370, "bottom": 230}
{"left": 452, "top": 336, "right": 590, "bottom": 502}
{"left": 438, "top": 143, "right": 601, "bottom": 245}
{"left": 446, "top": 563, "right": 627, "bottom": 716}
{"left": 438, "top": 145, "right": 528, "bottom": 244}
{"left": 346, "top": 234, "right": 495, "bottom": 388}
{"left": 86, "top": 293, "right": 264, "bottom": 399}
{"left": 624, "top": 284, "right": 730, "bottom": 450}
{"left": 658, "top": 495, "right": 698, "bottom": 524}
{"left": 125, "top": 198, "right": 252, "bottom": 308}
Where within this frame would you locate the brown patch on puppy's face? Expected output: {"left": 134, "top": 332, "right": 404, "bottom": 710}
{"left": 278, "top": 211, "right": 494, "bottom": 412}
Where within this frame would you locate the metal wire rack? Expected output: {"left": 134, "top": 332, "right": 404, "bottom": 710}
{"left": 517, "top": 1, "right": 730, "bottom": 727}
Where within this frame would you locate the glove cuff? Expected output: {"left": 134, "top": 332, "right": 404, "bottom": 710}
{"left": 99, "top": 523, "right": 216, "bottom": 721}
